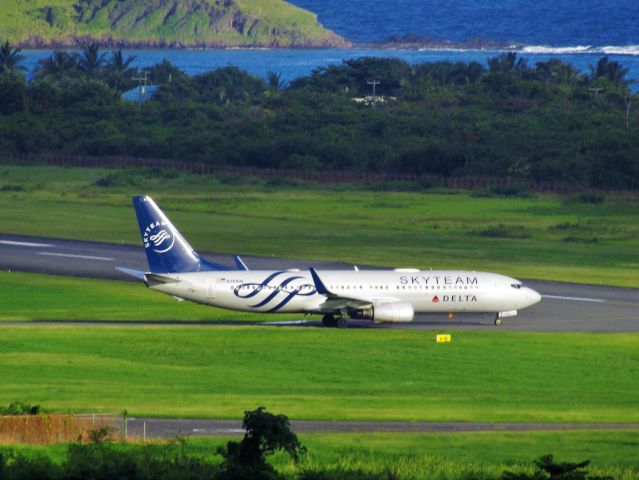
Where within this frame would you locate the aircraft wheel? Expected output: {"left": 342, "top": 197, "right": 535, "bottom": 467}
{"left": 322, "top": 315, "right": 335, "bottom": 327}
{"left": 336, "top": 317, "right": 349, "bottom": 329}
{"left": 494, "top": 317, "right": 502, "bottom": 327}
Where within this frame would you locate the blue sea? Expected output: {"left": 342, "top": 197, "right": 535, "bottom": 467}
{"left": 19, "top": 0, "right": 639, "bottom": 88}
{"left": 290, "top": 0, "right": 639, "bottom": 48}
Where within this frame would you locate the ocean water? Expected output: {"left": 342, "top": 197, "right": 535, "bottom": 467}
{"left": 18, "top": 1, "right": 639, "bottom": 88}
{"left": 289, "top": 0, "right": 639, "bottom": 49}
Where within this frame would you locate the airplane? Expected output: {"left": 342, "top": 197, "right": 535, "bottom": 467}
{"left": 121, "top": 195, "right": 541, "bottom": 328}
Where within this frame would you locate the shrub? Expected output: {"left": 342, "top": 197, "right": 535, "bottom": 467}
{"left": 471, "top": 183, "right": 534, "bottom": 198}
{"left": 0, "top": 184, "right": 24, "bottom": 192}
{"left": 0, "top": 402, "right": 40, "bottom": 415}
{"left": 473, "top": 224, "right": 530, "bottom": 239}
{"left": 563, "top": 192, "right": 605, "bottom": 205}
{"left": 216, "top": 406, "right": 306, "bottom": 480}
{"left": 501, "top": 454, "right": 613, "bottom": 480}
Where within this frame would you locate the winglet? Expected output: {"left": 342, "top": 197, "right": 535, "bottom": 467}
{"left": 234, "top": 255, "right": 249, "bottom": 271}
{"left": 309, "top": 268, "right": 331, "bottom": 296}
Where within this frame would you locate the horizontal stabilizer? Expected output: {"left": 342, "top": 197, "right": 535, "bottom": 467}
{"left": 116, "top": 267, "right": 146, "bottom": 280}
{"left": 144, "top": 273, "right": 179, "bottom": 287}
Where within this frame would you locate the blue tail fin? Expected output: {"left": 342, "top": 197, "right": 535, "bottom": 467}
{"left": 132, "top": 195, "right": 232, "bottom": 273}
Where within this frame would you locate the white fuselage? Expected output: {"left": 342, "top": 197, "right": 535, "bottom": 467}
{"left": 149, "top": 268, "right": 541, "bottom": 317}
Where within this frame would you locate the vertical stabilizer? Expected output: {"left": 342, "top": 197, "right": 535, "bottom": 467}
{"left": 132, "top": 196, "right": 231, "bottom": 273}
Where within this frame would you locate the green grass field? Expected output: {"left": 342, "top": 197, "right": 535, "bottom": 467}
{"left": 4, "top": 431, "right": 639, "bottom": 479}
{"left": 1, "top": 164, "right": 638, "bottom": 476}
{"left": 247, "top": 431, "right": 639, "bottom": 478}
{"left": 1, "top": 291, "right": 637, "bottom": 422}
{"left": 1, "top": 164, "right": 638, "bottom": 286}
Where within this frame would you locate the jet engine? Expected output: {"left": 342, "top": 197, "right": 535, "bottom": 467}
{"left": 351, "top": 301, "right": 414, "bottom": 323}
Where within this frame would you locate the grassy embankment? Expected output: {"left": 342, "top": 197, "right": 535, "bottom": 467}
{"left": 1, "top": 164, "right": 638, "bottom": 287}
{"left": 0, "top": 0, "right": 342, "bottom": 47}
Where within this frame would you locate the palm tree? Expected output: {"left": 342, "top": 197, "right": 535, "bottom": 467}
{"left": 267, "top": 72, "right": 284, "bottom": 91}
{"left": 108, "top": 49, "right": 137, "bottom": 72}
{"left": 77, "top": 42, "right": 107, "bottom": 76}
{"left": 488, "top": 52, "right": 527, "bottom": 76}
{"left": 534, "top": 59, "right": 579, "bottom": 85}
{"left": 104, "top": 49, "right": 138, "bottom": 92}
{"left": 0, "top": 40, "right": 26, "bottom": 74}
{"left": 34, "top": 51, "right": 78, "bottom": 80}
{"left": 589, "top": 56, "right": 634, "bottom": 88}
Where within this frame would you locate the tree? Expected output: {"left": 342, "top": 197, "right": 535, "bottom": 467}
{"left": 0, "top": 40, "right": 25, "bottom": 74}
{"left": 216, "top": 406, "right": 306, "bottom": 479}
{"left": 501, "top": 454, "right": 613, "bottom": 480}
{"left": 193, "top": 67, "right": 265, "bottom": 104}
{"left": 104, "top": 49, "right": 138, "bottom": 91}
{"left": 589, "top": 56, "right": 634, "bottom": 89}
{"left": 0, "top": 73, "right": 27, "bottom": 114}
{"left": 108, "top": 49, "right": 137, "bottom": 72}
{"left": 34, "top": 51, "right": 78, "bottom": 81}
{"left": 267, "top": 72, "right": 285, "bottom": 91}
{"left": 77, "top": 42, "right": 107, "bottom": 76}
{"left": 489, "top": 52, "right": 527, "bottom": 73}
{"left": 534, "top": 59, "right": 580, "bottom": 85}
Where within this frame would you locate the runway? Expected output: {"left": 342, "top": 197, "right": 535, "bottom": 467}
{"left": 125, "top": 418, "right": 639, "bottom": 439}
{"left": 2, "top": 233, "right": 638, "bottom": 332}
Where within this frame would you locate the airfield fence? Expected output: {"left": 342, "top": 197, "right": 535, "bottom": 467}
{"left": 0, "top": 413, "right": 123, "bottom": 444}
{"left": 3, "top": 152, "right": 637, "bottom": 197}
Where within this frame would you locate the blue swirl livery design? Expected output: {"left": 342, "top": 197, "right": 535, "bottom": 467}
{"left": 124, "top": 195, "right": 541, "bottom": 328}
{"left": 232, "top": 271, "right": 317, "bottom": 312}
{"left": 144, "top": 221, "right": 175, "bottom": 253}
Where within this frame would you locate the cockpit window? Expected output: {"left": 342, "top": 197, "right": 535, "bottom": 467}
{"left": 511, "top": 283, "right": 523, "bottom": 289}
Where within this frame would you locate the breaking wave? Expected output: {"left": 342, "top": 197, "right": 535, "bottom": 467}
{"left": 413, "top": 41, "right": 639, "bottom": 56}
{"left": 520, "top": 45, "right": 639, "bottom": 55}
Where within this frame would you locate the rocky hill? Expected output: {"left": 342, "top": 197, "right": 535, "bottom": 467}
{"left": 0, "top": 0, "right": 350, "bottom": 48}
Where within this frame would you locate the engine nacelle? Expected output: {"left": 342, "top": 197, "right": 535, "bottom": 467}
{"left": 351, "top": 302, "right": 414, "bottom": 323}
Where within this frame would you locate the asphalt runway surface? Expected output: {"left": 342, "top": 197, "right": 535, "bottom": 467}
{"left": 125, "top": 418, "right": 639, "bottom": 438}
{"left": 1, "top": 233, "right": 638, "bottom": 332}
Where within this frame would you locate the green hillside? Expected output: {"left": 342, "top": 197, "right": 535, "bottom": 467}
{"left": 0, "top": 0, "right": 350, "bottom": 48}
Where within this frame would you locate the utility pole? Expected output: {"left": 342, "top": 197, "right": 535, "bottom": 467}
{"left": 589, "top": 86, "right": 604, "bottom": 98}
{"left": 366, "top": 79, "right": 380, "bottom": 109}
{"left": 624, "top": 95, "right": 632, "bottom": 128}
{"left": 132, "top": 70, "right": 149, "bottom": 110}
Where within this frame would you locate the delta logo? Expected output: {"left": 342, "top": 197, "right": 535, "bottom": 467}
{"left": 432, "top": 294, "right": 478, "bottom": 303}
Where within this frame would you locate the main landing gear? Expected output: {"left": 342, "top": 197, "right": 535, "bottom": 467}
{"left": 494, "top": 316, "right": 502, "bottom": 327}
{"left": 322, "top": 314, "right": 349, "bottom": 328}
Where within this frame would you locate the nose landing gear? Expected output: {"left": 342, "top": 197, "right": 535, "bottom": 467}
{"left": 495, "top": 310, "right": 517, "bottom": 326}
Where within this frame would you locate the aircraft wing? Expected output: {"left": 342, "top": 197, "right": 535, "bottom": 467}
{"left": 308, "top": 268, "right": 401, "bottom": 313}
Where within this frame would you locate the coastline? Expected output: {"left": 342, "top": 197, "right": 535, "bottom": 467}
{"left": 11, "top": 34, "right": 353, "bottom": 50}
{"left": 14, "top": 38, "right": 639, "bottom": 56}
